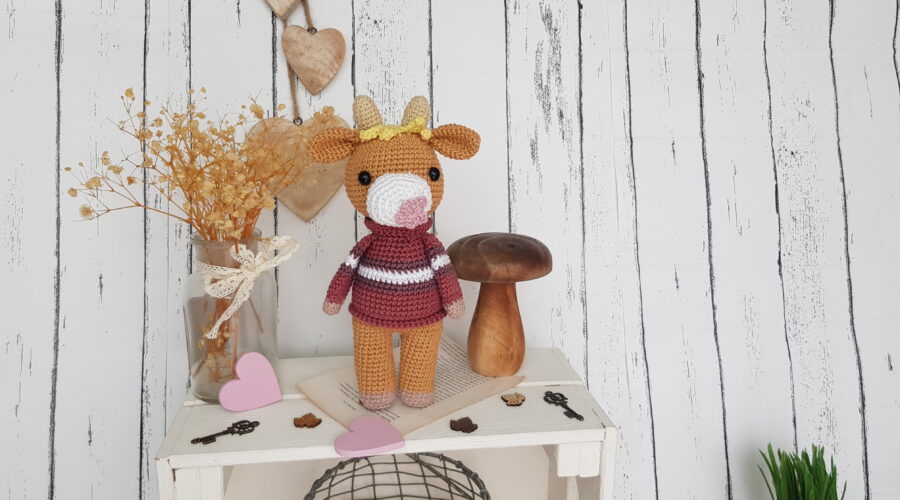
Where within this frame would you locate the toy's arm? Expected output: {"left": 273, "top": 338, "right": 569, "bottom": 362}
{"left": 423, "top": 234, "right": 465, "bottom": 319}
{"left": 323, "top": 236, "right": 373, "bottom": 315}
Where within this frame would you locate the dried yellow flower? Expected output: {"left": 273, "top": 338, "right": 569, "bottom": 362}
{"left": 67, "top": 90, "right": 309, "bottom": 242}
{"left": 67, "top": 188, "right": 78, "bottom": 197}
{"left": 250, "top": 103, "right": 264, "bottom": 120}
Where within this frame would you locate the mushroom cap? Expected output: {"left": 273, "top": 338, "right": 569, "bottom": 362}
{"left": 447, "top": 233, "right": 552, "bottom": 283}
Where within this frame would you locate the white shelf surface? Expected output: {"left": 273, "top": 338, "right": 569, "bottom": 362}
{"left": 156, "top": 347, "right": 617, "bottom": 500}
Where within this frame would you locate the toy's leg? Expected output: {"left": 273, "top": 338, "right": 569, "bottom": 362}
{"left": 352, "top": 317, "right": 396, "bottom": 410}
{"left": 398, "top": 320, "right": 443, "bottom": 408}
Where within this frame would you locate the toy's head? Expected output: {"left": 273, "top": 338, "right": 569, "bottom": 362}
{"left": 308, "top": 96, "right": 480, "bottom": 229}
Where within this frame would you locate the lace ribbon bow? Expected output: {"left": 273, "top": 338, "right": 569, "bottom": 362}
{"left": 198, "top": 235, "right": 299, "bottom": 339}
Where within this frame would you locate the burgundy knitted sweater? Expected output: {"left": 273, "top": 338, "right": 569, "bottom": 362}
{"left": 325, "top": 218, "right": 463, "bottom": 329}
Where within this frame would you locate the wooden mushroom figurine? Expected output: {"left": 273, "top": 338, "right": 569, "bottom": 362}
{"left": 447, "top": 233, "right": 552, "bottom": 376}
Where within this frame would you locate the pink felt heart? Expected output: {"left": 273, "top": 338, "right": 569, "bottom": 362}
{"left": 218, "top": 352, "right": 282, "bottom": 412}
{"left": 334, "top": 415, "right": 405, "bottom": 458}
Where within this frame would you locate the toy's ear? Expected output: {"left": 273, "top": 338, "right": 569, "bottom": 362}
{"left": 429, "top": 124, "right": 480, "bottom": 160}
{"left": 402, "top": 96, "right": 430, "bottom": 126}
{"left": 308, "top": 127, "right": 360, "bottom": 163}
{"left": 353, "top": 95, "right": 383, "bottom": 129}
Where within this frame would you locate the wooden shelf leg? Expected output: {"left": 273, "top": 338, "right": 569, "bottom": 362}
{"left": 175, "top": 466, "right": 225, "bottom": 500}
{"left": 156, "top": 458, "right": 176, "bottom": 500}
{"left": 547, "top": 442, "right": 603, "bottom": 499}
{"left": 553, "top": 442, "right": 582, "bottom": 478}
{"left": 598, "top": 429, "right": 618, "bottom": 500}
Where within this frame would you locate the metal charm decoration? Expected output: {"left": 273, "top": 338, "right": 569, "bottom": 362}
{"left": 191, "top": 420, "right": 260, "bottom": 445}
{"left": 543, "top": 391, "right": 584, "bottom": 421}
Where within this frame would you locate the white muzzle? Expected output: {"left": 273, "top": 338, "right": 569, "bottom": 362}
{"left": 366, "top": 173, "right": 433, "bottom": 229}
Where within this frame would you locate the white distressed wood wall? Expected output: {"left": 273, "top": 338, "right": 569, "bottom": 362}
{"left": 2, "top": 0, "right": 898, "bottom": 498}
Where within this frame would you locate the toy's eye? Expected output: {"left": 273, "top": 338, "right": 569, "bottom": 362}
{"left": 358, "top": 171, "right": 372, "bottom": 185}
{"left": 428, "top": 167, "right": 441, "bottom": 182}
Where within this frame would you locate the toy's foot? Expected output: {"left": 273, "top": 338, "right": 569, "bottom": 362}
{"left": 359, "top": 392, "right": 395, "bottom": 410}
{"left": 400, "top": 390, "right": 434, "bottom": 408}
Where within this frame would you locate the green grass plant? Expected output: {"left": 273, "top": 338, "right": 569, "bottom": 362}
{"left": 758, "top": 444, "right": 847, "bottom": 500}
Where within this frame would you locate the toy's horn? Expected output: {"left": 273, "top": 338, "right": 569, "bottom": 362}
{"left": 353, "top": 96, "right": 383, "bottom": 129}
{"left": 401, "top": 96, "right": 430, "bottom": 126}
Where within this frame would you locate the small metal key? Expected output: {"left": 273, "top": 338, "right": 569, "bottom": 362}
{"left": 191, "top": 420, "right": 259, "bottom": 445}
{"left": 543, "top": 391, "right": 584, "bottom": 421}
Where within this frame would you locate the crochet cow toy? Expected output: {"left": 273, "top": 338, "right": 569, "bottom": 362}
{"left": 308, "top": 96, "right": 480, "bottom": 410}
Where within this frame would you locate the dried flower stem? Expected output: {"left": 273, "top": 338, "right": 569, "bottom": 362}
{"left": 68, "top": 88, "right": 302, "bottom": 388}
{"left": 68, "top": 88, "right": 300, "bottom": 242}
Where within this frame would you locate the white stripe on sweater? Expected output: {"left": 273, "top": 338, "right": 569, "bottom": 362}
{"left": 430, "top": 254, "right": 451, "bottom": 271}
{"left": 345, "top": 253, "right": 360, "bottom": 269}
{"left": 357, "top": 264, "right": 435, "bottom": 285}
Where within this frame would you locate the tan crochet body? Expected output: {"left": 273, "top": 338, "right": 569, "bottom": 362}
{"left": 309, "top": 96, "right": 480, "bottom": 410}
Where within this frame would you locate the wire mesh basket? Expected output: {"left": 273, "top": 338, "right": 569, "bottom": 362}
{"left": 303, "top": 452, "right": 491, "bottom": 499}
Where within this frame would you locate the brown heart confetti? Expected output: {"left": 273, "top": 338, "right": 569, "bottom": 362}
{"left": 293, "top": 413, "right": 322, "bottom": 428}
{"left": 501, "top": 392, "right": 526, "bottom": 407}
{"left": 449, "top": 417, "right": 478, "bottom": 434}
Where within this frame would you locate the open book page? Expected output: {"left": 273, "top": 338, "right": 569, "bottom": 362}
{"left": 297, "top": 338, "right": 523, "bottom": 435}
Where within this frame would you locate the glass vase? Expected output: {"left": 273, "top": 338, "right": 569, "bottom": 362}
{"left": 183, "top": 229, "right": 278, "bottom": 402}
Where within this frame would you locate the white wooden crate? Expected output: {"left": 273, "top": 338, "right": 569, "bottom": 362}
{"left": 156, "top": 348, "right": 616, "bottom": 500}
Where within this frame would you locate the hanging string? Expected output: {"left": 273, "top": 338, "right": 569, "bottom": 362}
{"left": 283, "top": 18, "right": 302, "bottom": 125}
{"left": 284, "top": 0, "right": 317, "bottom": 125}
{"left": 300, "top": 0, "right": 316, "bottom": 32}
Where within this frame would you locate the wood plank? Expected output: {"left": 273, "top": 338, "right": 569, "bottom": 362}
{"left": 178, "top": 346, "right": 585, "bottom": 405}
{"left": 156, "top": 400, "right": 195, "bottom": 461}
{"left": 698, "top": 0, "right": 798, "bottom": 497}
{"left": 430, "top": 0, "right": 510, "bottom": 347}
{"left": 174, "top": 468, "right": 202, "bottom": 500}
{"left": 141, "top": 0, "right": 192, "bottom": 498}
{"left": 766, "top": 0, "right": 866, "bottom": 495}
{"left": 351, "top": 0, "right": 432, "bottom": 240}
{"left": 580, "top": 0, "right": 658, "bottom": 498}
{"left": 832, "top": 0, "right": 899, "bottom": 495}
{"left": 0, "top": 1, "right": 59, "bottom": 498}
{"left": 54, "top": 0, "right": 147, "bottom": 497}
{"left": 174, "top": 467, "right": 224, "bottom": 500}
{"left": 162, "top": 0, "right": 275, "bottom": 493}
{"left": 274, "top": 0, "right": 358, "bottom": 358}
{"left": 598, "top": 429, "right": 618, "bottom": 500}
{"left": 160, "top": 385, "right": 609, "bottom": 468}
{"left": 626, "top": 0, "right": 729, "bottom": 496}
{"left": 190, "top": 0, "right": 276, "bottom": 241}
{"left": 505, "top": 0, "right": 586, "bottom": 380}
{"left": 198, "top": 467, "right": 225, "bottom": 500}
{"left": 188, "top": 0, "right": 275, "bottom": 386}
{"left": 156, "top": 457, "right": 175, "bottom": 500}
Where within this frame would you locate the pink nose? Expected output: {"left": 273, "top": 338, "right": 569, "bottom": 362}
{"left": 395, "top": 196, "right": 428, "bottom": 229}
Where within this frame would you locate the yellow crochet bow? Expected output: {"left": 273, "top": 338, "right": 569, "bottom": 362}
{"left": 358, "top": 117, "right": 432, "bottom": 142}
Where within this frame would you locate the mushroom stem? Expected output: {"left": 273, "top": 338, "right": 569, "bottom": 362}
{"left": 467, "top": 282, "right": 525, "bottom": 377}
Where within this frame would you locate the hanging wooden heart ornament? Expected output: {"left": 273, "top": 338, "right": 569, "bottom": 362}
{"left": 263, "top": 0, "right": 302, "bottom": 19}
{"left": 282, "top": 26, "right": 345, "bottom": 96}
{"left": 248, "top": 108, "right": 349, "bottom": 221}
